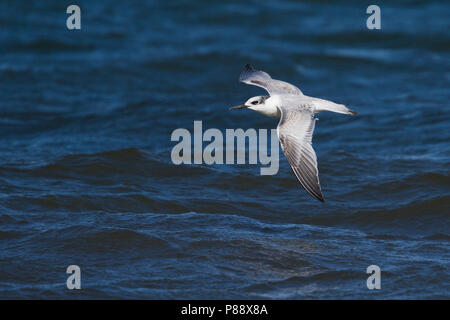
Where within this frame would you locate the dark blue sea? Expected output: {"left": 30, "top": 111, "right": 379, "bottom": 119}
{"left": 0, "top": 0, "right": 449, "bottom": 299}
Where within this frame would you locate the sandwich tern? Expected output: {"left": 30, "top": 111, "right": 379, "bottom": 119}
{"left": 230, "top": 64, "right": 356, "bottom": 202}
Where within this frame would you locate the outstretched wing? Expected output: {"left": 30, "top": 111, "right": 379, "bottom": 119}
{"left": 277, "top": 106, "right": 324, "bottom": 202}
{"left": 239, "top": 64, "right": 303, "bottom": 96}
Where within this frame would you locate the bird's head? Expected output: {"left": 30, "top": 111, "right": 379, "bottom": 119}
{"left": 229, "top": 96, "right": 268, "bottom": 111}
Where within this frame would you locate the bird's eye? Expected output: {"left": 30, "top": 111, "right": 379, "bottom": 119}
{"left": 251, "top": 100, "right": 259, "bottom": 105}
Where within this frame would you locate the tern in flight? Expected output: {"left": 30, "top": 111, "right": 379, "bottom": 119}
{"left": 230, "top": 64, "right": 356, "bottom": 202}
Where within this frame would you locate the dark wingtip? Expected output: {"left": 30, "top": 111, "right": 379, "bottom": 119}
{"left": 240, "top": 64, "right": 255, "bottom": 82}
{"left": 244, "top": 64, "right": 254, "bottom": 71}
{"left": 349, "top": 109, "right": 358, "bottom": 115}
{"left": 315, "top": 193, "right": 326, "bottom": 203}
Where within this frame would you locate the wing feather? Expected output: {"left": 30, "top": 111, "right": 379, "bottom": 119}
{"left": 239, "top": 64, "right": 303, "bottom": 96}
{"left": 277, "top": 106, "right": 325, "bottom": 202}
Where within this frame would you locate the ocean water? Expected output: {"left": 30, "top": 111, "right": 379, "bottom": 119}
{"left": 0, "top": 0, "right": 449, "bottom": 299}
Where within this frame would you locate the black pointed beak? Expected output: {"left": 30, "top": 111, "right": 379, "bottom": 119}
{"left": 229, "top": 104, "right": 247, "bottom": 110}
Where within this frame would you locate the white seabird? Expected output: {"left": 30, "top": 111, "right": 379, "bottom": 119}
{"left": 230, "top": 64, "right": 356, "bottom": 202}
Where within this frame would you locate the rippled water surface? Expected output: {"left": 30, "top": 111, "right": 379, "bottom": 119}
{"left": 0, "top": 0, "right": 449, "bottom": 299}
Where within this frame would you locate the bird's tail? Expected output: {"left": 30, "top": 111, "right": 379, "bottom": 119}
{"left": 313, "top": 98, "right": 357, "bottom": 115}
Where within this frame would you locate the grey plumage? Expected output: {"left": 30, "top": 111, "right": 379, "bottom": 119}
{"left": 277, "top": 107, "right": 324, "bottom": 202}
{"left": 235, "top": 64, "right": 356, "bottom": 202}
{"left": 239, "top": 64, "right": 303, "bottom": 96}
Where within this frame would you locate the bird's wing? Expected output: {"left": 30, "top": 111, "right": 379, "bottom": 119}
{"left": 239, "top": 64, "right": 303, "bottom": 96}
{"left": 277, "top": 106, "right": 324, "bottom": 202}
